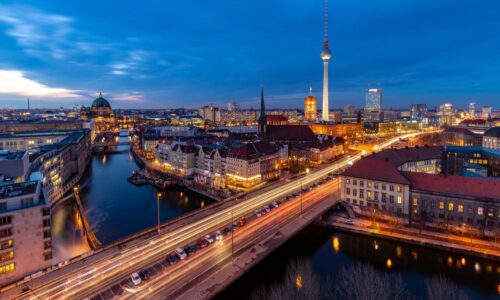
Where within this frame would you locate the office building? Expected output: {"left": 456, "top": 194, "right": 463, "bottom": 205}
{"left": 410, "top": 104, "right": 428, "bottom": 120}
{"left": 0, "top": 151, "right": 30, "bottom": 183}
{"left": 482, "top": 106, "right": 492, "bottom": 119}
{"left": 469, "top": 102, "right": 476, "bottom": 117}
{"left": 438, "top": 103, "right": 455, "bottom": 126}
{"left": 483, "top": 127, "right": 500, "bottom": 150}
{"left": 198, "top": 105, "right": 221, "bottom": 123}
{"left": 365, "top": 88, "right": 382, "bottom": 112}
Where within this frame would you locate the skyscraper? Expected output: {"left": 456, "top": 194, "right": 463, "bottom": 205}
{"left": 410, "top": 104, "right": 427, "bottom": 120}
{"left": 320, "top": 0, "right": 332, "bottom": 121}
{"left": 365, "top": 88, "right": 382, "bottom": 112}
{"left": 469, "top": 102, "right": 476, "bottom": 117}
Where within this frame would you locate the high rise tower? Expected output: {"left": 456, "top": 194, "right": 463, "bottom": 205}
{"left": 320, "top": 0, "right": 332, "bottom": 121}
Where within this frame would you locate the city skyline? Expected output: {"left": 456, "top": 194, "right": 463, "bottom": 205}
{"left": 0, "top": 0, "right": 499, "bottom": 109}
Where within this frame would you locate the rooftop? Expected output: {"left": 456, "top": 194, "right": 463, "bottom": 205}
{"left": 0, "top": 150, "right": 26, "bottom": 161}
{"left": 370, "top": 145, "right": 443, "bottom": 167}
{"left": 0, "top": 180, "right": 39, "bottom": 200}
{"left": 403, "top": 172, "right": 500, "bottom": 200}
{"left": 342, "top": 157, "right": 411, "bottom": 185}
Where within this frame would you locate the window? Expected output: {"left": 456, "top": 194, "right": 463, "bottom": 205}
{"left": 397, "top": 185, "right": 402, "bottom": 193}
{"left": 448, "top": 202, "right": 454, "bottom": 212}
{"left": 0, "top": 228, "right": 12, "bottom": 238}
{"left": 367, "top": 191, "right": 372, "bottom": 199}
{"left": 0, "top": 202, "right": 6, "bottom": 213}
{"left": 346, "top": 179, "right": 350, "bottom": 184}
{"left": 42, "top": 208, "right": 50, "bottom": 216}
{"left": 43, "top": 252, "right": 53, "bottom": 261}
{"left": 374, "top": 183, "right": 379, "bottom": 189}
{"left": 477, "top": 207, "right": 484, "bottom": 216}
{"left": 389, "top": 185, "right": 394, "bottom": 192}
{"left": 21, "top": 198, "right": 34, "bottom": 209}
{"left": 458, "top": 205, "right": 464, "bottom": 213}
{"left": 43, "top": 230, "right": 51, "bottom": 239}
{"left": 353, "top": 180, "right": 357, "bottom": 186}
{"left": 367, "top": 181, "right": 372, "bottom": 188}
{"left": 352, "top": 189, "right": 357, "bottom": 197}
{"left": 43, "top": 219, "right": 51, "bottom": 227}
{"left": 0, "top": 240, "right": 13, "bottom": 250}
{"left": 381, "top": 193, "right": 387, "bottom": 203}
{"left": 381, "top": 184, "right": 386, "bottom": 191}
{"left": 0, "top": 251, "right": 14, "bottom": 263}
{"left": 374, "top": 192, "right": 379, "bottom": 201}
{"left": 359, "top": 189, "right": 364, "bottom": 199}
{"left": 488, "top": 208, "right": 494, "bottom": 217}
{"left": 389, "top": 195, "right": 394, "bottom": 203}
{"left": 359, "top": 181, "right": 364, "bottom": 187}
{"left": 0, "top": 263, "right": 15, "bottom": 274}
{"left": 397, "top": 196, "right": 402, "bottom": 204}
{"left": 412, "top": 198, "right": 418, "bottom": 206}
{"left": 439, "top": 201, "right": 445, "bottom": 210}
{"left": 0, "top": 216, "right": 11, "bottom": 226}
{"left": 346, "top": 188, "right": 351, "bottom": 195}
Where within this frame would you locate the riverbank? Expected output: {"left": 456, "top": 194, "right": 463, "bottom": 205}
{"left": 318, "top": 215, "right": 500, "bottom": 261}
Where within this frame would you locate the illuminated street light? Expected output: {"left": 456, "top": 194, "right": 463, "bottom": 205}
{"left": 157, "top": 192, "right": 162, "bottom": 234}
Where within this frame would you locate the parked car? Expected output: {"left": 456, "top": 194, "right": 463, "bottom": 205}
{"left": 139, "top": 269, "right": 152, "bottom": 281}
{"left": 184, "top": 246, "right": 194, "bottom": 255}
{"left": 238, "top": 218, "right": 247, "bottom": 227}
{"left": 255, "top": 210, "right": 262, "bottom": 217}
{"left": 215, "top": 231, "right": 222, "bottom": 241}
{"left": 344, "top": 219, "right": 354, "bottom": 225}
{"left": 231, "top": 224, "right": 238, "bottom": 231}
{"left": 264, "top": 206, "right": 271, "bottom": 213}
{"left": 131, "top": 272, "right": 142, "bottom": 286}
{"left": 197, "top": 239, "right": 209, "bottom": 248}
{"left": 204, "top": 234, "right": 214, "bottom": 244}
{"left": 167, "top": 254, "right": 178, "bottom": 265}
{"left": 175, "top": 248, "right": 187, "bottom": 260}
{"left": 272, "top": 201, "right": 279, "bottom": 208}
{"left": 223, "top": 227, "right": 231, "bottom": 236}
{"left": 277, "top": 200, "right": 282, "bottom": 205}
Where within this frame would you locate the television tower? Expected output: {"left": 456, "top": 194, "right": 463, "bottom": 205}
{"left": 320, "top": 0, "right": 332, "bottom": 121}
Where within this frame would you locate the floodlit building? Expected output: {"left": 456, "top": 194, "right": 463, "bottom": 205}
{"left": 365, "top": 88, "right": 382, "bottom": 113}
{"left": 438, "top": 103, "right": 455, "bottom": 126}
{"left": 198, "top": 105, "right": 221, "bottom": 123}
{"left": 482, "top": 127, "right": 500, "bottom": 150}
{"left": 410, "top": 104, "right": 427, "bottom": 120}
{"left": 304, "top": 95, "right": 317, "bottom": 122}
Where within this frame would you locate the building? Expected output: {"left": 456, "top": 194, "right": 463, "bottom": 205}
{"left": 0, "top": 151, "right": 29, "bottom": 183}
{"left": 0, "top": 181, "right": 52, "bottom": 286}
{"left": 80, "top": 93, "right": 115, "bottom": 125}
{"left": 469, "top": 102, "right": 476, "bottom": 117}
{"left": 198, "top": 105, "right": 221, "bottom": 123}
{"left": 0, "top": 130, "right": 78, "bottom": 152}
{"left": 258, "top": 88, "right": 267, "bottom": 139}
{"left": 320, "top": 0, "right": 331, "bottom": 121}
{"left": 482, "top": 106, "right": 492, "bottom": 119}
{"left": 308, "top": 123, "right": 363, "bottom": 141}
{"left": 266, "top": 115, "right": 288, "bottom": 126}
{"left": 340, "top": 153, "right": 500, "bottom": 232}
{"left": 482, "top": 127, "right": 500, "bottom": 150}
{"left": 410, "top": 104, "right": 427, "bottom": 120}
{"left": 370, "top": 146, "right": 443, "bottom": 174}
{"left": 343, "top": 104, "right": 356, "bottom": 114}
{"left": 438, "top": 103, "right": 455, "bottom": 126}
{"left": 228, "top": 102, "right": 240, "bottom": 112}
{"left": 442, "top": 127, "right": 483, "bottom": 147}
{"left": 442, "top": 146, "right": 500, "bottom": 178}
{"left": 304, "top": 95, "right": 317, "bottom": 122}
{"left": 365, "top": 88, "right": 382, "bottom": 113}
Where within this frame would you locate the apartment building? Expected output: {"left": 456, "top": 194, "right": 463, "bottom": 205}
{"left": 0, "top": 181, "right": 52, "bottom": 286}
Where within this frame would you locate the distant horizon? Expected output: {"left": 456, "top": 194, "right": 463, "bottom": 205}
{"left": 0, "top": 1, "right": 499, "bottom": 109}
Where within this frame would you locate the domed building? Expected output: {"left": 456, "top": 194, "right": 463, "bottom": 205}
{"left": 483, "top": 126, "right": 500, "bottom": 150}
{"left": 80, "top": 93, "right": 116, "bottom": 129}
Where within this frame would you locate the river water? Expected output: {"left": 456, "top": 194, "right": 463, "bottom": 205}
{"left": 51, "top": 135, "right": 500, "bottom": 298}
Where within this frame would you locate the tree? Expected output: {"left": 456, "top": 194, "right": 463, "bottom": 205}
{"left": 426, "top": 274, "right": 469, "bottom": 300}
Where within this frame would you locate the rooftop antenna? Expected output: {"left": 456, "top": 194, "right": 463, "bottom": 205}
{"left": 324, "top": 0, "right": 329, "bottom": 49}
{"left": 309, "top": 85, "right": 313, "bottom": 96}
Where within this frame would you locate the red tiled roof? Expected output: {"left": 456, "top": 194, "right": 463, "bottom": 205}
{"left": 266, "top": 114, "right": 288, "bottom": 122}
{"left": 370, "top": 146, "right": 443, "bottom": 167}
{"left": 226, "top": 141, "right": 278, "bottom": 159}
{"left": 444, "top": 127, "right": 477, "bottom": 136}
{"left": 342, "top": 158, "right": 411, "bottom": 185}
{"left": 266, "top": 125, "right": 316, "bottom": 142}
{"left": 403, "top": 172, "right": 500, "bottom": 200}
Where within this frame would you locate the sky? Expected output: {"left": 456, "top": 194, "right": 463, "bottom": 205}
{"left": 0, "top": 0, "right": 499, "bottom": 110}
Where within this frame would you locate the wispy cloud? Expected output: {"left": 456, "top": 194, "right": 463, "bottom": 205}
{"left": 0, "top": 70, "right": 81, "bottom": 98}
{"left": 108, "top": 50, "right": 154, "bottom": 78}
{"left": 111, "top": 91, "right": 145, "bottom": 102}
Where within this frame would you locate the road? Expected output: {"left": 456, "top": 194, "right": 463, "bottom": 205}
{"left": 2, "top": 132, "right": 425, "bottom": 300}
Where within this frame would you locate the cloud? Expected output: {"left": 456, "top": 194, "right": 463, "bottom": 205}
{"left": 0, "top": 70, "right": 81, "bottom": 98}
{"left": 0, "top": 5, "right": 74, "bottom": 59}
{"left": 108, "top": 50, "right": 154, "bottom": 77}
{"left": 111, "top": 92, "right": 145, "bottom": 102}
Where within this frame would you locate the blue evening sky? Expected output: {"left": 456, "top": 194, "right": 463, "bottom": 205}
{"left": 0, "top": 0, "right": 499, "bottom": 109}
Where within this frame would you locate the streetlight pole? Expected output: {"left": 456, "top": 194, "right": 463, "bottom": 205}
{"left": 229, "top": 211, "right": 234, "bottom": 263}
{"left": 157, "top": 192, "right": 162, "bottom": 234}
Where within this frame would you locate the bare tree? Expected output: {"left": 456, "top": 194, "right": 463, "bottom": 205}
{"left": 334, "top": 263, "right": 408, "bottom": 300}
{"left": 426, "top": 274, "right": 469, "bottom": 300}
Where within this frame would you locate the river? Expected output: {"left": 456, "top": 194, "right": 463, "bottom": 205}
{"left": 50, "top": 135, "right": 500, "bottom": 299}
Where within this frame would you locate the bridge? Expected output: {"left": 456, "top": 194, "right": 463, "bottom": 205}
{"left": 0, "top": 132, "right": 433, "bottom": 300}
{"left": 73, "top": 189, "right": 101, "bottom": 250}
{"left": 92, "top": 141, "right": 130, "bottom": 148}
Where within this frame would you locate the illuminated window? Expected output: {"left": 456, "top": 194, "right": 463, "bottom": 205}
{"left": 346, "top": 179, "right": 350, "bottom": 184}
{"left": 0, "top": 263, "right": 15, "bottom": 274}
{"left": 397, "top": 196, "right": 402, "bottom": 204}
{"left": 439, "top": 201, "right": 444, "bottom": 209}
{"left": 397, "top": 185, "right": 402, "bottom": 192}
{"left": 412, "top": 198, "right": 418, "bottom": 206}
{"left": 448, "top": 202, "right": 454, "bottom": 211}
{"left": 367, "top": 181, "right": 372, "bottom": 188}
{"left": 458, "top": 205, "right": 464, "bottom": 213}
{"left": 477, "top": 207, "right": 484, "bottom": 216}
{"left": 0, "top": 251, "right": 14, "bottom": 262}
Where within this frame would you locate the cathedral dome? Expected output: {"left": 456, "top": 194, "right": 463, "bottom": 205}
{"left": 91, "top": 93, "right": 111, "bottom": 109}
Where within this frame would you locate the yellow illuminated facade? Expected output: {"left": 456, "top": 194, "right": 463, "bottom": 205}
{"left": 304, "top": 96, "right": 317, "bottom": 122}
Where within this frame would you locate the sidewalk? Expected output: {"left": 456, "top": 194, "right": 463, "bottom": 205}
{"left": 322, "top": 215, "right": 500, "bottom": 261}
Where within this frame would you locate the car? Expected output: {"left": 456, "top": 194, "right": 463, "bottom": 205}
{"left": 204, "top": 234, "right": 214, "bottom": 244}
{"left": 139, "top": 269, "right": 152, "bottom": 281}
{"left": 223, "top": 227, "right": 231, "bottom": 236}
{"left": 215, "top": 231, "right": 222, "bottom": 241}
{"left": 167, "top": 254, "right": 178, "bottom": 265}
{"left": 197, "top": 239, "right": 209, "bottom": 248}
{"left": 264, "top": 206, "right": 271, "bottom": 213}
{"left": 344, "top": 219, "right": 354, "bottom": 225}
{"left": 184, "top": 246, "right": 194, "bottom": 255}
{"left": 277, "top": 200, "right": 282, "bottom": 205}
{"left": 272, "top": 201, "right": 279, "bottom": 208}
{"left": 285, "top": 195, "right": 292, "bottom": 200}
{"left": 231, "top": 224, "right": 238, "bottom": 231}
{"left": 255, "top": 210, "right": 262, "bottom": 217}
{"left": 131, "top": 272, "right": 142, "bottom": 286}
{"left": 175, "top": 248, "right": 187, "bottom": 260}
{"left": 238, "top": 218, "right": 247, "bottom": 227}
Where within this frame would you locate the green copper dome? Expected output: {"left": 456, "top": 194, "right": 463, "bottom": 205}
{"left": 91, "top": 93, "right": 111, "bottom": 108}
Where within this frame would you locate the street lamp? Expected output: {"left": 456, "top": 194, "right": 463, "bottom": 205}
{"left": 157, "top": 192, "right": 162, "bottom": 234}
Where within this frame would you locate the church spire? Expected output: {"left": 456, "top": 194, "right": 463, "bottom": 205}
{"left": 258, "top": 87, "right": 267, "bottom": 138}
